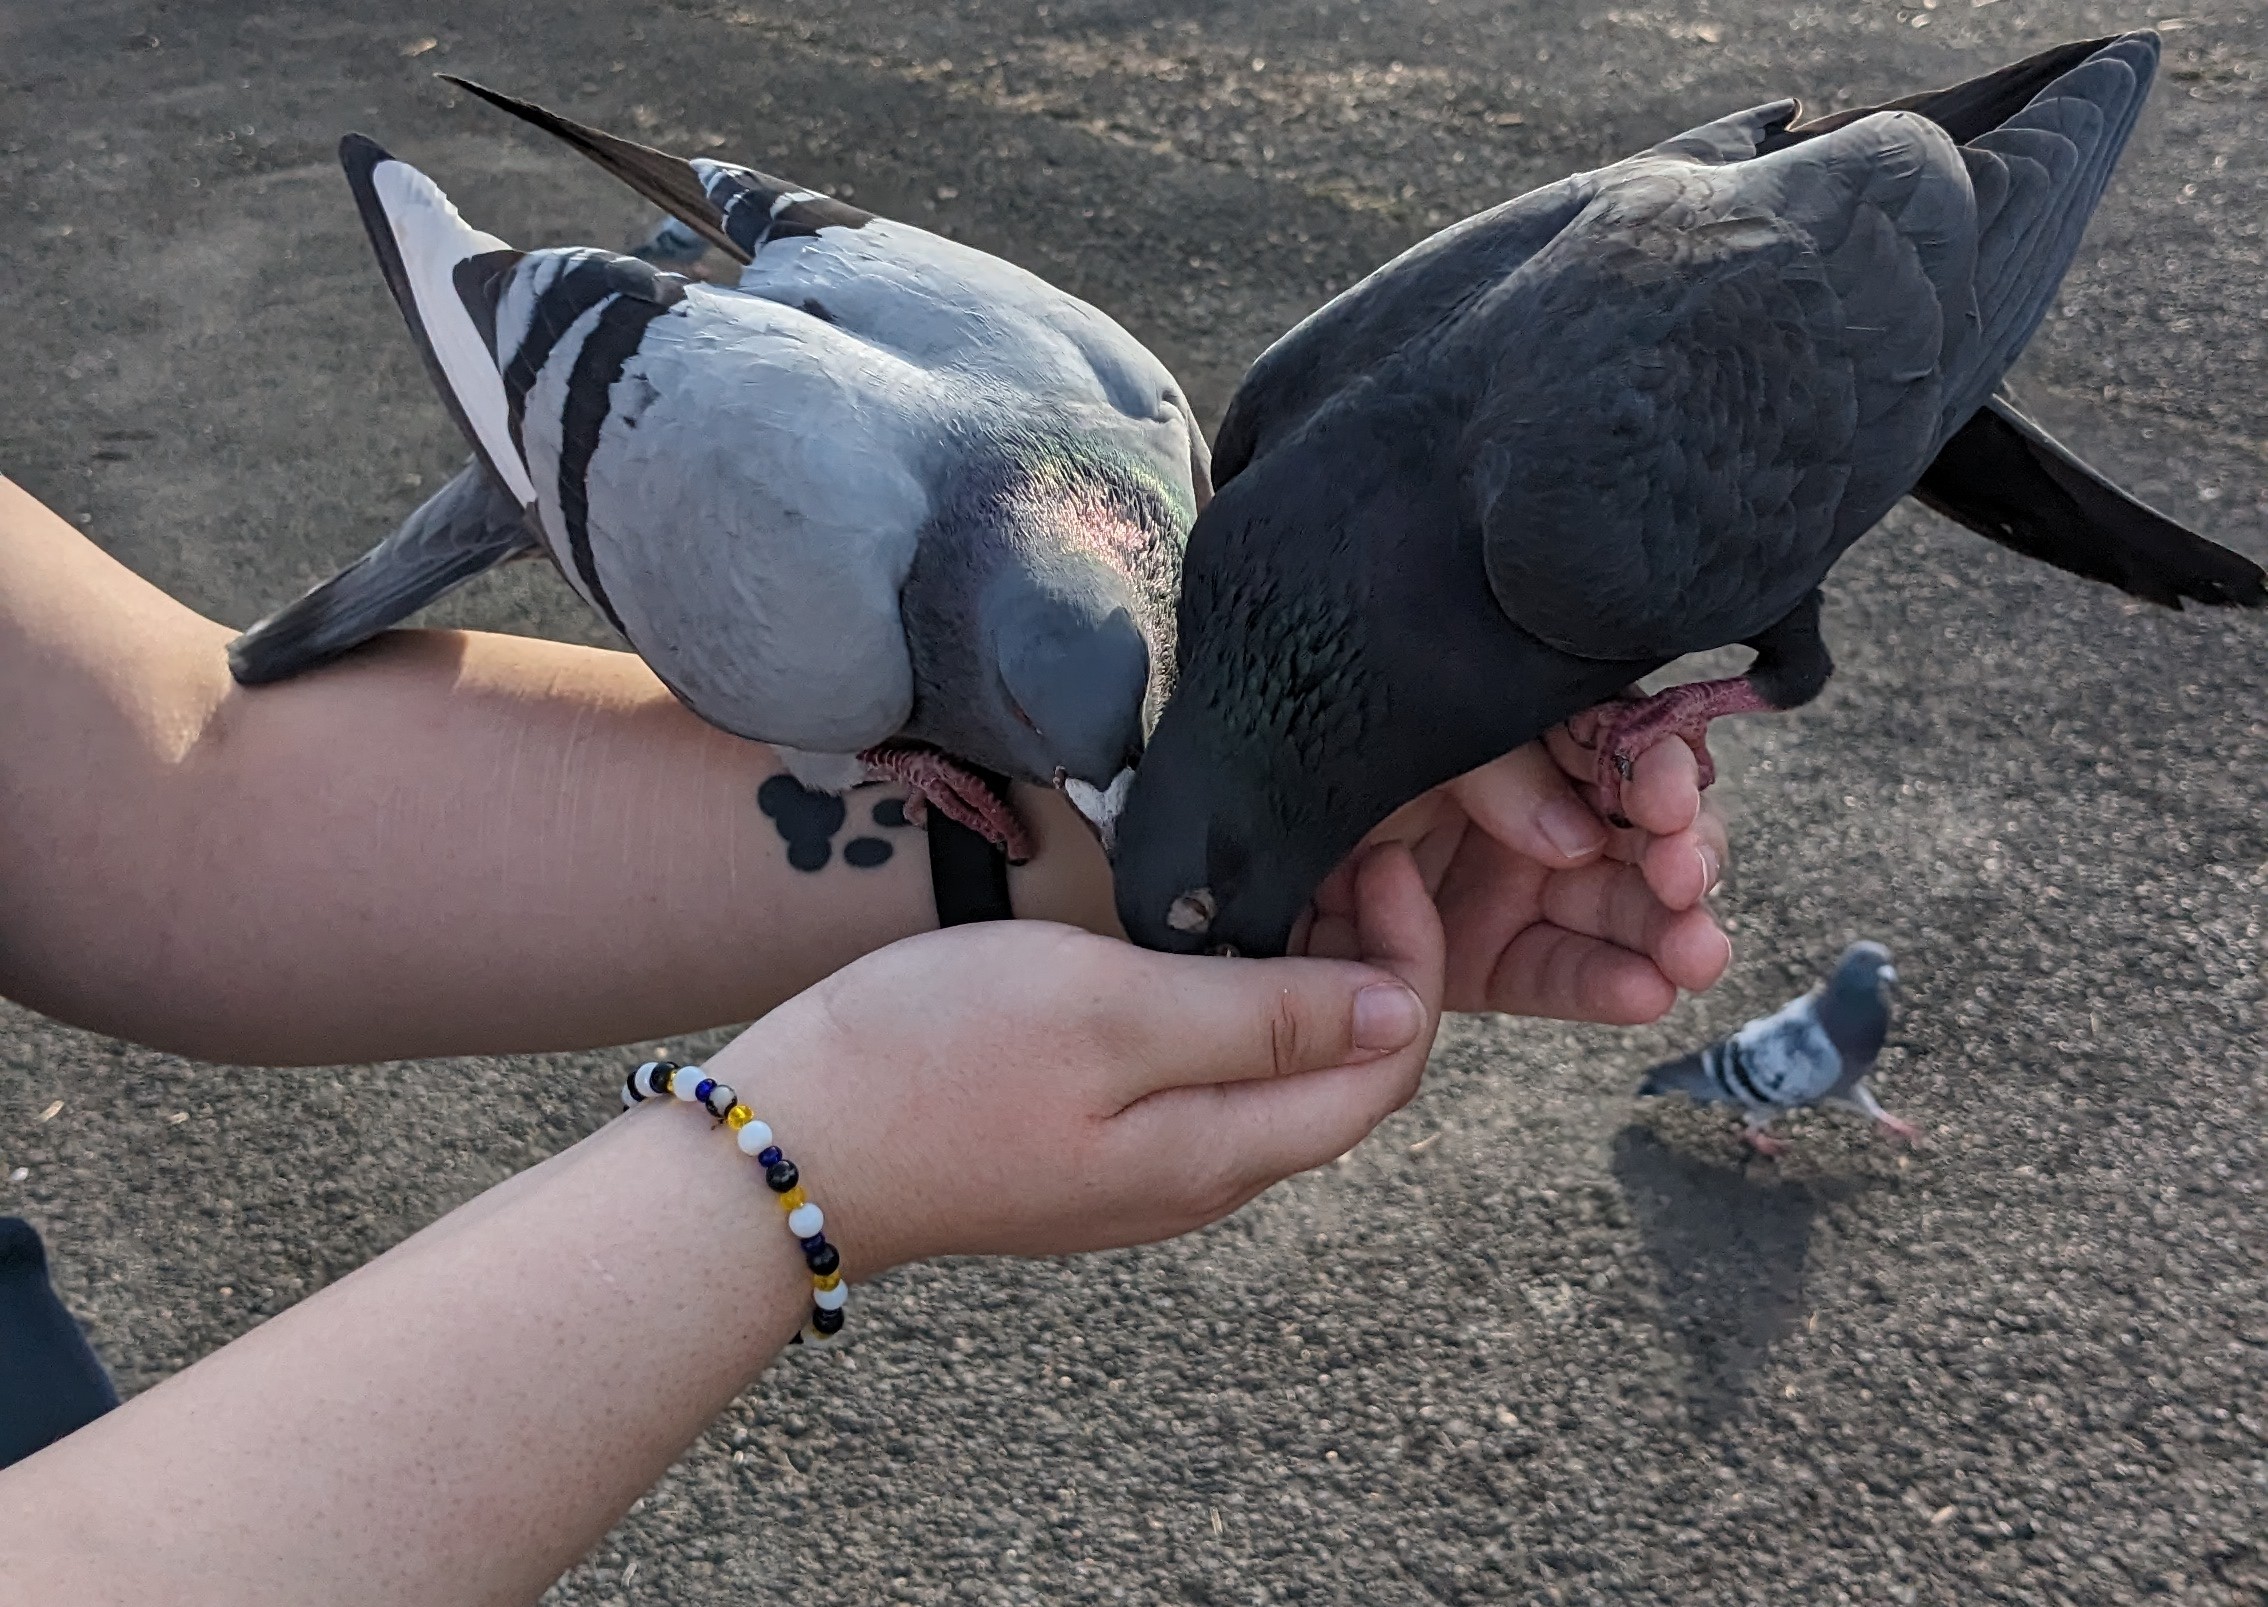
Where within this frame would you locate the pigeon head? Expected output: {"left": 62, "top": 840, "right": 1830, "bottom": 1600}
{"left": 899, "top": 427, "right": 1194, "bottom": 828}
{"left": 1828, "top": 940, "right": 1898, "bottom": 998}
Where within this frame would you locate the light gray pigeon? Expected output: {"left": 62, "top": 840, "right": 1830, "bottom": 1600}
{"left": 229, "top": 84, "right": 1213, "bottom": 859}
{"left": 1112, "top": 33, "right": 2264, "bottom": 958}
{"left": 1639, "top": 942, "right": 1914, "bottom": 1157}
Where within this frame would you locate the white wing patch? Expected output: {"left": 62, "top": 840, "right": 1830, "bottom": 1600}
{"left": 368, "top": 159, "right": 537, "bottom": 506}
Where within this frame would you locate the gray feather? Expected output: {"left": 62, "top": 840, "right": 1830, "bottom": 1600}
{"left": 239, "top": 117, "right": 1206, "bottom": 812}
{"left": 228, "top": 463, "right": 534, "bottom": 684}
{"left": 1640, "top": 941, "right": 1897, "bottom": 1121}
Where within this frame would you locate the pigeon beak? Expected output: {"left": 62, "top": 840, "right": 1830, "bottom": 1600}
{"left": 1165, "top": 886, "right": 1217, "bottom": 936}
{"left": 1881, "top": 967, "right": 1900, "bottom": 988}
{"left": 1055, "top": 765, "right": 1134, "bottom": 857}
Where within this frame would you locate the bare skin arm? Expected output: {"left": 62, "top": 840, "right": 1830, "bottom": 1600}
{"left": 0, "top": 475, "right": 1113, "bottom": 1063}
{"left": 0, "top": 475, "right": 1728, "bottom": 1064}
{"left": 0, "top": 855, "right": 1445, "bottom": 1607}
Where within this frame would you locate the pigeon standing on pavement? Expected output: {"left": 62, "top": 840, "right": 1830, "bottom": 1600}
{"left": 1638, "top": 941, "right": 1914, "bottom": 1157}
{"left": 229, "top": 85, "right": 1213, "bottom": 859}
{"left": 1112, "top": 32, "right": 2265, "bottom": 955}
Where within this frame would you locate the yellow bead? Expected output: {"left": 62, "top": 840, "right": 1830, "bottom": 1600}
{"left": 813, "top": 1272, "right": 842, "bottom": 1292}
{"left": 778, "top": 1185, "right": 808, "bottom": 1212}
{"left": 725, "top": 1104, "right": 753, "bottom": 1130}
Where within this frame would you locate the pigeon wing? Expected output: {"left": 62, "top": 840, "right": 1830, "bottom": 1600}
{"left": 514, "top": 288, "right": 938, "bottom": 756}
{"left": 1466, "top": 33, "right": 2159, "bottom": 661}
{"left": 1209, "top": 177, "right": 1594, "bottom": 490}
{"left": 340, "top": 134, "right": 537, "bottom": 507}
{"left": 1725, "top": 995, "right": 1848, "bottom": 1110}
{"left": 450, "top": 78, "right": 1210, "bottom": 512}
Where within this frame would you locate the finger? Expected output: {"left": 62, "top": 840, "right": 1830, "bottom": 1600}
{"left": 1104, "top": 949, "right": 1428, "bottom": 1104}
{"left": 1123, "top": 1049, "right": 1431, "bottom": 1233}
{"left": 1134, "top": 845, "right": 1449, "bottom": 1200}
{"left": 1636, "top": 809, "right": 1729, "bottom": 911}
{"left": 1482, "top": 926, "right": 1680, "bottom": 1024}
{"left": 1428, "top": 828, "right": 1548, "bottom": 1010}
{"left": 1616, "top": 737, "right": 1703, "bottom": 838}
{"left": 1447, "top": 744, "right": 1609, "bottom": 868}
{"left": 1350, "top": 841, "right": 1449, "bottom": 1023}
{"left": 1534, "top": 860, "right": 1733, "bottom": 992}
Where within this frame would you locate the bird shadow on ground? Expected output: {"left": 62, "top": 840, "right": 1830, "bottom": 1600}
{"left": 1610, "top": 1124, "right": 1862, "bottom": 1432}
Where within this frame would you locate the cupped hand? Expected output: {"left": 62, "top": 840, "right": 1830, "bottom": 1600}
{"left": 711, "top": 845, "right": 1446, "bottom": 1278}
{"left": 1296, "top": 728, "right": 1731, "bottom": 1024}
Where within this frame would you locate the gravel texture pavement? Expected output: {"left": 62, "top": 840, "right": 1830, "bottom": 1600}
{"left": 2, "top": 0, "right": 2263, "bottom": 1602}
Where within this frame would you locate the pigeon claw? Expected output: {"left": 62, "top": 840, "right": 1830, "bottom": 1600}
{"left": 1873, "top": 1113, "right": 1923, "bottom": 1148}
{"left": 859, "top": 743, "right": 1036, "bottom": 864}
{"left": 1565, "top": 677, "right": 1776, "bottom": 827}
{"left": 1741, "top": 1126, "right": 1790, "bottom": 1160}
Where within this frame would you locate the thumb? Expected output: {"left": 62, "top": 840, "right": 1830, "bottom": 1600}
{"left": 1119, "top": 843, "right": 1449, "bottom": 1213}
{"left": 1106, "top": 954, "right": 1429, "bottom": 1107}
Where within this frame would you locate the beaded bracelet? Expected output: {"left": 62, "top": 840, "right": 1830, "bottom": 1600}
{"left": 620, "top": 1060, "right": 846, "bottom": 1343}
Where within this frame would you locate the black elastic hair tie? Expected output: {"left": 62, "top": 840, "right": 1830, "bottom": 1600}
{"left": 925, "top": 766, "right": 1016, "bottom": 926}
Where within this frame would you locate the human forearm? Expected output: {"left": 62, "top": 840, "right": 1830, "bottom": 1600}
{"left": 0, "top": 477, "right": 1117, "bottom": 1062}
{"left": 0, "top": 870, "right": 1446, "bottom": 1607}
{"left": 0, "top": 1077, "right": 811, "bottom": 1607}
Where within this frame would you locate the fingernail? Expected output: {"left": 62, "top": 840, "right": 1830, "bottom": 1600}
{"left": 1698, "top": 842, "right": 1721, "bottom": 895}
{"left": 1540, "top": 797, "right": 1608, "bottom": 861}
{"left": 1354, "top": 982, "right": 1425, "bottom": 1052}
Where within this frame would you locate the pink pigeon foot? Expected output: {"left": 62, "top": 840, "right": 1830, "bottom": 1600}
{"left": 1873, "top": 1113, "right": 1923, "bottom": 1147}
{"left": 1564, "top": 677, "right": 1779, "bottom": 827}
{"left": 860, "top": 743, "right": 1035, "bottom": 864}
{"left": 1742, "top": 1126, "right": 1789, "bottom": 1159}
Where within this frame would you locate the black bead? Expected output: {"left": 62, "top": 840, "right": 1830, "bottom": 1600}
{"left": 803, "top": 1242, "right": 840, "bottom": 1278}
{"left": 811, "top": 1304, "right": 845, "bottom": 1336}
{"left": 652, "top": 1061, "right": 680, "bottom": 1093}
{"left": 765, "top": 1159, "right": 800, "bottom": 1193}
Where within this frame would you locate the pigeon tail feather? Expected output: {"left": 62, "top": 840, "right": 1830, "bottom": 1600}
{"left": 443, "top": 77, "right": 873, "bottom": 266}
{"left": 1915, "top": 397, "right": 2267, "bottom": 610}
{"left": 1637, "top": 1050, "right": 1719, "bottom": 1102}
{"left": 228, "top": 462, "right": 537, "bottom": 685}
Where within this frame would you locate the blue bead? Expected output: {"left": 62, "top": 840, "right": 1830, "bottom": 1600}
{"left": 757, "top": 1147, "right": 783, "bottom": 1167}
{"left": 694, "top": 1078, "right": 717, "bottom": 1104}
{"left": 799, "top": 1233, "right": 827, "bottom": 1254}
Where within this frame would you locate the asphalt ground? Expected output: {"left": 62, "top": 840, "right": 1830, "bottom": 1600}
{"left": 2, "top": 0, "right": 2264, "bottom": 1601}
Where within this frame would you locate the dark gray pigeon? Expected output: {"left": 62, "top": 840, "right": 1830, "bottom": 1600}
{"left": 1114, "top": 32, "right": 2264, "bottom": 956}
{"left": 229, "top": 85, "right": 1212, "bottom": 859}
{"left": 1638, "top": 941, "right": 1911, "bottom": 1157}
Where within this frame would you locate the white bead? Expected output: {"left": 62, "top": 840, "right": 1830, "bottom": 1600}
{"left": 620, "top": 1084, "right": 637, "bottom": 1109}
{"left": 787, "top": 1203, "right": 823, "bottom": 1239}
{"left": 673, "top": 1065, "right": 706, "bottom": 1101}
{"left": 703, "top": 1083, "right": 736, "bottom": 1117}
{"left": 813, "top": 1282, "right": 848, "bottom": 1311}
{"left": 633, "top": 1062, "right": 663, "bottom": 1098}
{"left": 735, "top": 1120, "right": 774, "bottom": 1156}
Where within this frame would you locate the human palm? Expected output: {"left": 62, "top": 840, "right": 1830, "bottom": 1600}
{"left": 1296, "top": 728, "right": 1730, "bottom": 1023}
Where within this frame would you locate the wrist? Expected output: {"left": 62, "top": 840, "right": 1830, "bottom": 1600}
{"left": 698, "top": 1006, "right": 908, "bottom": 1286}
{"left": 1002, "top": 784, "right": 1123, "bottom": 938}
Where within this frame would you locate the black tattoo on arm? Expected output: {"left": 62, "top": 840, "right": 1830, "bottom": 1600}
{"left": 758, "top": 776, "right": 913, "bottom": 871}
